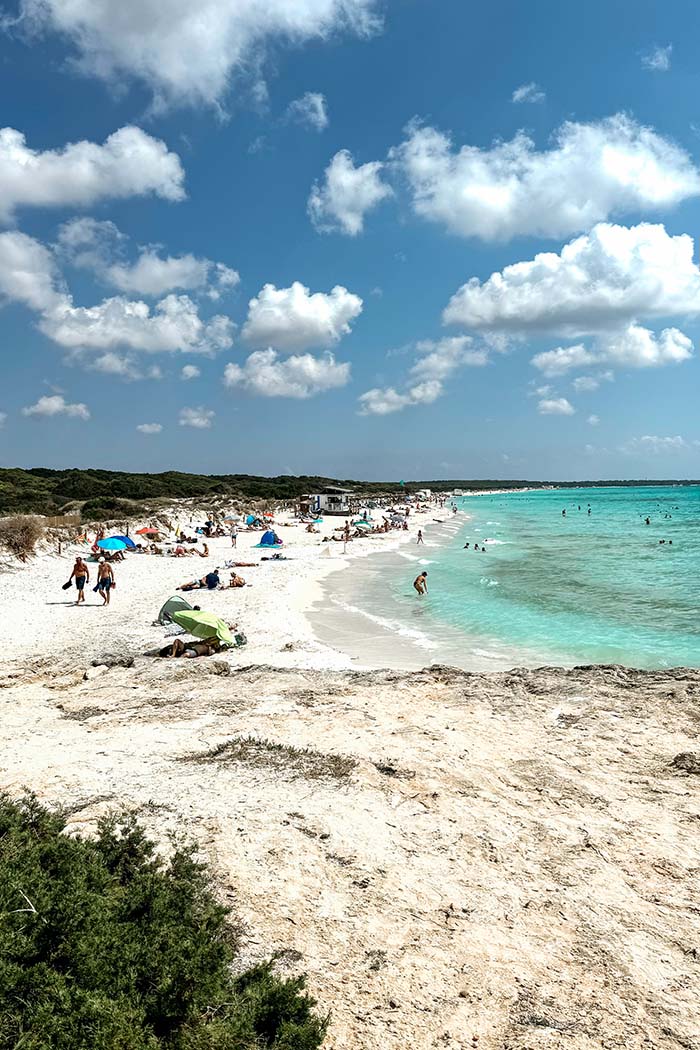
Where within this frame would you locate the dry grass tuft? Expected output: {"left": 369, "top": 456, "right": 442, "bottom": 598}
{"left": 184, "top": 735, "right": 356, "bottom": 781}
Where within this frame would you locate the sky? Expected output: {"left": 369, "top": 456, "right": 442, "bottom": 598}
{"left": 0, "top": 0, "right": 699, "bottom": 481}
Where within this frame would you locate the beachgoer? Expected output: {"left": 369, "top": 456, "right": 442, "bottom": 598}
{"left": 413, "top": 571, "right": 429, "bottom": 596}
{"left": 562, "top": 509, "right": 566, "bottom": 517}
{"left": 229, "top": 573, "right": 246, "bottom": 588}
{"left": 464, "top": 542, "right": 470, "bottom": 549}
{"left": 230, "top": 528, "right": 237, "bottom": 548}
{"left": 96, "top": 558, "right": 115, "bottom": 606}
{"left": 645, "top": 517, "right": 651, "bottom": 526}
{"left": 70, "top": 556, "right": 89, "bottom": 605}
{"left": 417, "top": 529, "right": 424, "bottom": 544}
{"left": 204, "top": 569, "right": 220, "bottom": 590}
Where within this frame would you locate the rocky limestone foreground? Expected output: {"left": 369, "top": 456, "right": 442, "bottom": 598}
{"left": 1, "top": 656, "right": 699, "bottom": 1050}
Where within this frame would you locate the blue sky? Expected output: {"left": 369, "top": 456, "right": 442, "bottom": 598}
{"left": 1, "top": 0, "right": 699, "bottom": 480}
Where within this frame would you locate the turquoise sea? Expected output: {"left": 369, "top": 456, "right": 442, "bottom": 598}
{"left": 313, "top": 485, "right": 700, "bottom": 670}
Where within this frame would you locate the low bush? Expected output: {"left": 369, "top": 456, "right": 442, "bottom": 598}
{"left": 0, "top": 795, "right": 328, "bottom": 1049}
{"left": 0, "top": 515, "right": 45, "bottom": 561}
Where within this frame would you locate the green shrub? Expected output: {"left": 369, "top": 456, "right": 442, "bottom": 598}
{"left": 0, "top": 795, "right": 328, "bottom": 1050}
{"left": 0, "top": 515, "right": 45, "bottom": 561}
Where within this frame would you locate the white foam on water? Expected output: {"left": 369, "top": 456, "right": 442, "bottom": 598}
{"left": 480, "top": 577, "right": 499, "bottom": 587}
{"left": 418, "top": 558, "right": 434, "bottom": 565}
{"left": 328, "top": 596, "right": 439, "bottom": 651}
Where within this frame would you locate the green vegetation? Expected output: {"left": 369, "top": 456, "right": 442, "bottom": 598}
{"left": 1, "top": 466, "right": 697, "bottom": 517}
{"left": 0, "top": 795, "right": 328, "bottom": 1050}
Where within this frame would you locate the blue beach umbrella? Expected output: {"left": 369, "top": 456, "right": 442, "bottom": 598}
{"left": 113, "top": 535, "right": 136, "bottom": 549}
{"left": 96, "top": 537, "right": 128, "bottom": 551}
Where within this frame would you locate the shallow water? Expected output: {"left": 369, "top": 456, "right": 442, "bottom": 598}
{"left": 313, "top": 486, "right": 700, "bottom": 670}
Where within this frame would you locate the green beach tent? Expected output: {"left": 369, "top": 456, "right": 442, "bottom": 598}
{"left": 172, "top": 609, "right": 234, "bottom": 646}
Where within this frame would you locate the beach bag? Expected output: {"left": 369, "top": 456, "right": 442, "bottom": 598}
{"left": 62, "top": 580, "right": 72, "bottom": 590}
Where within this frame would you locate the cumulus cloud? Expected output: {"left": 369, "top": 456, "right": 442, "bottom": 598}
{"left": 242, "top": 281, "right": 362, "bottom": 350}
{"left": 22, "top": 394, "right": 90, "bottom": 419}
{"left": 286, "top": 91, "right": 328, "bottom": 131}
{"left": 42, "top": 294, "right": 234, "bottom": 356}
{"left": 0, "top": 411, "right": 6, "bottom": 427}
{"left": 532, "top": 325, "right": 693, "bottom": 376}
{"left": 512, "top": 82, "right": 545, "bottom": 103}
{"left": 181, "top": 364, "right": 200, "bottom": 380}
{"left": 308, "top": 149, "right": 392, "bottom": 235}
{"left": 224, "top": 349, "right": 349, "bottom": 398}
{"left": 57, "top": 218, "right": 239, "bottom": 299}
{"left": 444, "top": 223, "right": 700, "bottom": 337}
{"left": 538, "top": 397, "right": 575, "bottom": 416}
{"left": 16, "top": 0, "right": 381, "bottom": 109}
{"left": 1, "top": 230, "right": 235, "bottom": 366}
{"left": 620, "top": 434, "right": 687, "bottom": 454}
{"left": 0, "top": 230, "right": 65, "bottom": 312}
{"left": 588, "top": 414, "right": 600, "bottom": 426}
{"left": 642, "top": 45, "right": 672, "bottom": 72}
{"left": 358, "top": 335, "right": 487, "bottom": 415}
{"left": 179, "top": 406, "right": 214, "bottom": 429}
{"left": 137, "top": 422, "right": 162, "bottom": 433}
{"left": 0, "top": 125, "right": 184, "bottom": 223}
{"left": 392, "top": 116, "right": 699, "bottom": 241}
{"left": 532, "top": 345, "right": 599, "bottom": 376}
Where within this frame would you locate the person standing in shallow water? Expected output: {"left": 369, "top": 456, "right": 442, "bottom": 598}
{"left": 417, "top": 529, "right": 424, "bottom": 544}
{"left": 413, "top": 571, "right": 429, "bottom": 596}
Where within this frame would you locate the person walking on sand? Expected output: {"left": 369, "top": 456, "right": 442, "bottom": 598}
{"left": 417, "top": 529, "right": 424, "bottom": 544}
{"left": 70, "top": 556, "right": 89, "bottom": 605}
{"left": 230, "top": 526, "right": 237, "bottom": 548}
{"left": 96, "top": 557, "right": 115, "bottom": 606}
{"left": 414, "top": 571, "right": 429, "bottom": 596}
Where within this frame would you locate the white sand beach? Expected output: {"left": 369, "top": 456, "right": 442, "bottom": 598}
{"left": 1, "top": 503, "right": 699, "bottom": 1049}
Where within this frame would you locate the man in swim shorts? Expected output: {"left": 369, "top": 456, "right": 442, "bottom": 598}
{"left": 70, "top": 556, "right": 90, "bottom": 605}
{"left": 96, "top": 558, "right": 115, "bottom": 606}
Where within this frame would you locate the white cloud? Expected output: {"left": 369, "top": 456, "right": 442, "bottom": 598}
{"left": 572, "top": 375, "right": 601, "bottom": 392}
{"left": 532, "top": 345, "right": 599, "bottom": 376}
{"left": 181, "top": 364, "right": 200, "bottom": 380}
{"left": 22, "top": 394, "right": 90, "bottom": 419}
{"left": 0, "top": 125, "right": 184, "bottom": 223}
{"left": 0, "top": 230, "right": 235, "bottom": 367}
{"left": 57, "top": 218, "right": 240, "bottom": 299}
{"left": 224, "top": 349, "right": 349, "bottom": 398}
{"left": 532, "top": 325, "right": 693, "bottom": 376}
{"left": 392, "top": 115, "right": 699, "bottom": 241}
{"left": 620, "top": 434, "right": 687, "bottom": 454}
{"left": 136, "top": 422, "right": 162, "bottom": 433}
{"left": 600, "top": 324, "right": 693, "bottom": 367}
{"left": 179, "top": 406, "right": 214, "bottom": 429}
{"left": 445, "top": 223, "right": 700, "bottom": 337}
{"left": 17, "top": 0, "right": 380, "bottom": 109}
{"left": 512, "top": 82, "right": 545, "bottom": 104}
{"left": 538, "top": 397, "right": 575, "bottom": 416}
{"left": 308, "top": 149, "right": 392, "bottom": 235}
{"left": 358, "top": 381, "right": 442, "bottom": 416}
{"left": 42, "top": 294, "right": 234, "bottom": 356}
{"left": 242, "top": 281, "right": 362, "bottom": 350}
{"left": 286, "top": 92, "right": 328, "bottom": 131}
{"left": 357, "top": 336, "right": 487, "bottom": 414}
{"left": 642, "top": 45, "right": 672, "bottom": 72}
{"left": 0, "top": 230, "right": 65, "bottom": 312}
{"left": 0, "top": 411, "right": 7, "bottom": 427}
{"left": 588, "top": 414, "right": 600, "bottom": 426}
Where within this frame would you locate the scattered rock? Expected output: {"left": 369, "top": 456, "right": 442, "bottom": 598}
{"left": 91, "top": 653, "right": 134, "bottom": 668}
{"left": 207, "top": 660, "right": 231, "bottom": 676}
{"left": 84, "top": 665, "right": 108, "bottom": 681}
{"left": 672, "top": 752, "right": 700, "bottom": 774}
